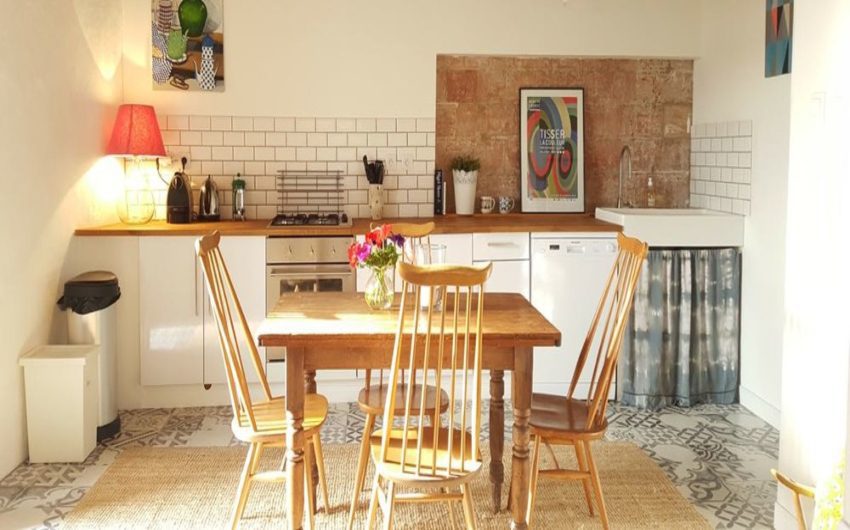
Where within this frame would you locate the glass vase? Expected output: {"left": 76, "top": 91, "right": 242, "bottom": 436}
{"left": 365, "top": 266, "right": 394, "bottom": 310}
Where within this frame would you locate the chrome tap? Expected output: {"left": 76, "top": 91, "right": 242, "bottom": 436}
{"left": 618, "top": 146, "right": 631, "bottom": 208}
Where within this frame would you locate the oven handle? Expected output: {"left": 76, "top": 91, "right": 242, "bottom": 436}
{"left": 267, "top": 268, "right": 354, "bottom": 278}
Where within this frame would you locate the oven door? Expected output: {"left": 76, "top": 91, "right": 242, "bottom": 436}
{"left": 265, "top": 264, "right": 354, "bottom": 363}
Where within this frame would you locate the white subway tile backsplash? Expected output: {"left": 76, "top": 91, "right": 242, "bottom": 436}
{"left": 245, "top": 132, "right": 266, "bottom": 146}
{"left": 328, "top": 133, "right": 348, "bottom": 147}
{"left": 690, "top": 120, "right": 752, "bottom": 215}
{"left": 266, "top": 132, "right": 287, "bottom": 146}
{"left": 253, "top": 117, "right": 274, "bottom": 132}
{"left": 295, "top": 118, "right": 316, "bottom": 132}
{"left": 232, "top": 116, "right": 254, "bottom": 131}
{"left": 315, "top": 118, "right": 336, "bottom": 132}
{"left": 274, "top": 117, "right": 295, "bottom": 132}
{"left": 376, "top": 118, "right": 396, "bottom": 132}
{"left": 190, "top": 115, "right": 211, "bottom": 131}
{"left": 356, "top": 118, "right": 377, "bottom": 132}
{"left": 160, "top": 114, "right": 435, "bottom": 219}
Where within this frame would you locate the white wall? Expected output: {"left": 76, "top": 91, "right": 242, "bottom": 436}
{"left": 0, "top": 1, "right": 124, "bottom": 477}
{"left": 692, "top": 0, "right": 791, "bottom": 427}
{"left": 775, "top": 0, "right": 850, "bottom": 527}
{"left": 123, "top": 0, "right": 700, "bottom": 117}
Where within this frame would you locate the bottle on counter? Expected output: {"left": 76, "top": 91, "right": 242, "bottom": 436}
{"left": 232, "top": 173, "right": 246, "bottom": 221}
{"left": 646, "top": 176, "right": 656, "bottom": 208}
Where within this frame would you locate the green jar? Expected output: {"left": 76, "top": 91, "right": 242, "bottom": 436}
{"left": 178, "top": 0, "right": 207, "bottom": 38}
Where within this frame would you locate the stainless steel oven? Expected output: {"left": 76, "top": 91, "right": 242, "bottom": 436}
{"left": 266, "top": 236, "right": 354, "bottom": 362}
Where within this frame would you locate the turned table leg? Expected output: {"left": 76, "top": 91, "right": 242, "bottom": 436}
{"left": 286, "top": 348, "right": 306, "bottom": 530}
{"left": 304, "top": 370, "right": 318, "bottom": 514}
{"left": 510, "top": 347, "right": 533, "bottom": 530}
{"left": 489, "top": 369, "right": 505, "bottom": 513}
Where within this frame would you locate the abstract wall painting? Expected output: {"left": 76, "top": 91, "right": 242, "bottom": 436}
{"left": 765, "top": 0, "right": 793, "bottom": 77}
{"left": 151, "top": 0, "right": 224, "bottom": 91}
{"left": 520, "top": 88, "right": 585, "bottom": 213}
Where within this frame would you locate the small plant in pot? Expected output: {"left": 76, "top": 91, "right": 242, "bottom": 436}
{"left": 451, "top": 155, "right": 480, "bottom": 215}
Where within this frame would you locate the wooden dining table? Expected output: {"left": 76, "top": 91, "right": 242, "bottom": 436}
{"left": 258, "top": 291, "right": 561, "bottom": 530}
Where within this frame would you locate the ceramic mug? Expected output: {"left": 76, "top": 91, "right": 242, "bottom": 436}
{"left": 498, "top": 196, "right": 515, "bottom": 214}
{"left": 480, "top": 196, "right": 495, "bottom": 214}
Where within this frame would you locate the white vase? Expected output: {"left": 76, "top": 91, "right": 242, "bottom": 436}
{"left": 368, "top": 184, "right": 383, "bottom": 220}
{"left": 452, "top": 169, "right": 478, "bottom": 215}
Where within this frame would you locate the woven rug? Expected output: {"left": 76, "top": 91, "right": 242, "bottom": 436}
{"left": 64, "top": 442, "right": 708, "bottom": 529}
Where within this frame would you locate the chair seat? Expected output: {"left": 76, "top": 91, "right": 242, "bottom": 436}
{"left": 528, "top": 393, "right": 607, "bottom": 440}
{"left": 232, "top": 394, "right": 328, "bottom": 443}
{"left": 370, "top": 426, "right": 482, "bottom": 485}
{"left": 357, "top": 383, "right": 450, "bottom": 416}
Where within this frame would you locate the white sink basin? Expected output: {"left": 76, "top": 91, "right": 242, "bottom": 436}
{"left": 595, "top": 208, "right": 744, "bottom": 247}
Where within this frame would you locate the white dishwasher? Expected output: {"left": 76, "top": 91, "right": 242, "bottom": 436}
{"left": 530, "top": 234, "right": 618, "bottom": 397}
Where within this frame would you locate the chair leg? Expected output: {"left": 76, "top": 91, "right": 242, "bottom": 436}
{"left": 460, "top": 483, "right": 477, "bottom": 530}
{"left": 231, "top": 442, "right": 261, "bottom": 530}
{"left": 349, "top": 413, "right": 377, "bottom": 530}
{"left": 442, "top": 487, "right": 458, "bottom": 530}
{"left": 574, "top": 441, "right": 595, "bottom": 516}
{"left": 312, "top": 434, "right": 330, "bottom": 513}
{"left": 526, "top": 434, "right": 541, "bottom": 528}
{"left": 382, "top": 480, "right": 396, "bottom": 530}
{"left": 584, "top": 442, "right": 609, "bottom": 530}
{"left": 304, "top": 439, "right": 317, "bottom": 529}
{"left": 366, "top": 474, "right": 382, "bottom": 530}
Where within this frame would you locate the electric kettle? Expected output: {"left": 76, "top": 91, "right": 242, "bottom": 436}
{"left": 198, "top": 175, "right": 220, "bottom": 221}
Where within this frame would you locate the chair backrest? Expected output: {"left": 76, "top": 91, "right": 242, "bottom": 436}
{"left": 378, "top": 261, "right": 492, "bottom": 478}
{"left": 568, "top": 232, "right": 648, "bottom": 430}
{"left": 195, "top": 231, "right": 272, "bottom": 431}
{"left": 365, "top": 221, "right": 436, "bottom": 388}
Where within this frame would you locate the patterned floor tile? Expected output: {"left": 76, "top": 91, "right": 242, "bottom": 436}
{"left": 0, "top": 402, "right": 778, "bottom": 529}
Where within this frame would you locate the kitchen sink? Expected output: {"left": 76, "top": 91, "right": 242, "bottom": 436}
{"left": 595, "top": 207, "right": 744, "bottom": 247}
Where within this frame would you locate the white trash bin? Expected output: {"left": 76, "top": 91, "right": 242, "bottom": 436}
{"left": 19, "top": 345, "right": 99, "bottom": 463}
{"left": 58, "top": 271, "right": 121, "bottom": 441}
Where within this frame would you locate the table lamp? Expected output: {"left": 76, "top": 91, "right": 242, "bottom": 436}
{"left": 106, "top": 104, "right": 167, "bottom": 224}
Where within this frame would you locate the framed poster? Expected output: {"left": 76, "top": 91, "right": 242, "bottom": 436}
{"left": 520, "top": 88, "right": 584, "bottom": 213}
{"left": 151, "top": 0, "right": 225, "bottom": 91}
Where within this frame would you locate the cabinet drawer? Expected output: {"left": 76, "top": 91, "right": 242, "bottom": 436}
{"left": 473, "top": 233, "right": 529, "bottom": 261}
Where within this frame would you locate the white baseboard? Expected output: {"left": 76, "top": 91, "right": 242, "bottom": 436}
{"left": 740, "top": 386, "right": 781, "bottom": 428}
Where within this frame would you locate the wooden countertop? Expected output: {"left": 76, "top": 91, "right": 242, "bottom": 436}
{"left": 75, "top": 213, "right": 620, "bottom": 237}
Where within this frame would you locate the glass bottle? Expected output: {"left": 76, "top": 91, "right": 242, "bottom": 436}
{"left": 646, "top": 176, "right": 656, "bottom": 208}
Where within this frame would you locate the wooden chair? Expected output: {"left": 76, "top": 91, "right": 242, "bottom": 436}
{"left": 771, "top": 469, "right": 815, "bottom": 530}
{"left": 348, "top": 221, "right": 450, "bottom": 529}
{"left": 524, "top": 233, "right": 648, "bottom": 530}
{"left": 196, "top": 231, "right": 330, "bottom": 530}
{"left": 366, "top": 261, "right": 493, "bottom": 529}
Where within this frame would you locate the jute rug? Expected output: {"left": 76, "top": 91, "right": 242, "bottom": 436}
{"left": 65, "top": 442, "right": 708, "bottom": 529}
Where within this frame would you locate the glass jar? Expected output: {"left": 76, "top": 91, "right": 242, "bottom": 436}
{"left": 414, "top": 243, "right": 447, "bottom": 310}
{"left": 232, "top": 173, "right": 246, "bottom": 221}
{"left": 364, "top": 266, "right": 394, "bottom": 310}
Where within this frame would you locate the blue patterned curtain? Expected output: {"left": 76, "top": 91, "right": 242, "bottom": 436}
{"left": 619, "top": 248, "right": 741, "bottom": 408}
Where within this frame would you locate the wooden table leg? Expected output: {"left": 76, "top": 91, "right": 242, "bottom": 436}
{"left": 304, "top": 370, "right": 319, "bottom": 514}
{"left": 489, "top": 369, "right": 505, "bottom": 513}
{"left": 510, "top": 347, "right": 533, "bottom": 530}
{"left": 286, "top": 348, "right": 306, "bottom": 530}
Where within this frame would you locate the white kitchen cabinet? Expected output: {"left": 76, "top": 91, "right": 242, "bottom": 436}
{"left": 140, "top": 236, "right": 269, "bottom": 387}
{"left": 472, "top": 232, "right": 530, "bottom": 299}
{"left": 202, "top": 237, "right": 267, "bottom": 385}
{"left": 474, "top": 259, "right": 530, "bottom": 298}
{"left": 139, "top": 237, "right": 204, "bottom": 386}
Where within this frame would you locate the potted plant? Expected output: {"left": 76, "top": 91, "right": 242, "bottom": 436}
{"left": 452, "top": 155, "right": 480, "bottom": 215}
{"left": 348, "top": 224, "right": 405, "bottom": 310}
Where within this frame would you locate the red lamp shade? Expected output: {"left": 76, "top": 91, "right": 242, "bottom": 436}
{"left": 106, "top": 104, "right": 166, "bottom": 158}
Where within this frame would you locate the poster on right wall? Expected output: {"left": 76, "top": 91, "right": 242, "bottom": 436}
{"left": 765, "top": 0, "right": 793, "bottom": 77}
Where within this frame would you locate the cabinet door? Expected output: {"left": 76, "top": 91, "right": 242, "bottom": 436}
{"left": 139, "top": 237, "right": 203, "bottom": 386}
{"left": 203, "top": 237, "right": 266, "bottom": 385}
{"left": 474, "top": 260, "right": 530, "bottom": 299}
